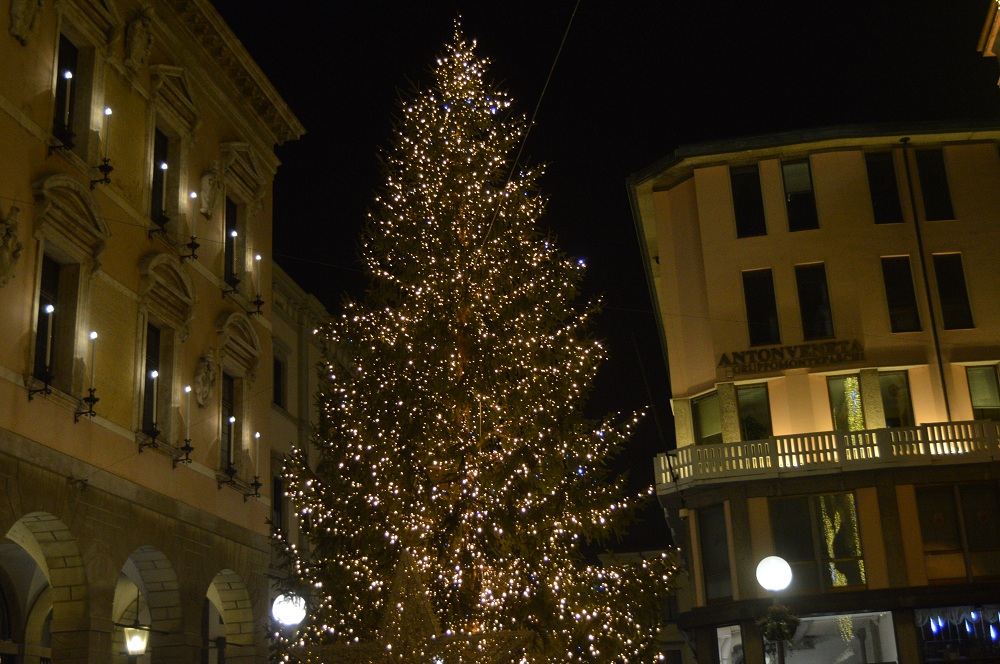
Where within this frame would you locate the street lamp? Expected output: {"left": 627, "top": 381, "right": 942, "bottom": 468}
{"left": 755, "top": 555, "right": 792, "bottom": 592}
{"left": 271, "top": 594, "right": 306, "bottom": 627}
{"left": 755, "top": 556, "right": 798, "bottom": 664}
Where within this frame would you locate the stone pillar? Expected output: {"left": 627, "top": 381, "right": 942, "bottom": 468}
{"left": 892, "top": 609, "right": 922, "bottom": 664}
{"left": 717, "top": 382, "right": 741, "bottom": 443}
{"left": 740, "top": 619, "right": 767, "bottom": 664}
{"left": 673, "top": 397, "right": 696, "bottom": 447}
{"left": 50, "top": 628, "right": 109, "bottom": 664}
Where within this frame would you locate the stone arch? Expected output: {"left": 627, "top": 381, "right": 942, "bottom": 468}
{"left": 4, "top": 512, "right": 88, "bottom": 661}
{"left": 206, "top": 569, "right": 255, "bottom": 648}
{"left": 120, "top": 546, "right": 181, "bottom": 633}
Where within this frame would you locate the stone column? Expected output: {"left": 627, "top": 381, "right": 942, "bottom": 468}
{"left": 717, "top": 382, "right": 741, "bottom": 443}
{"left": 859, "top": 368, "right": 885, "bottom": 429}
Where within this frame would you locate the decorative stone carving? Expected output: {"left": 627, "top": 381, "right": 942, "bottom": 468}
{"left": 0, "top": 206, "right": 24, "bottom": 287}
{"left": 199, "top": 163, "right": 220, "bottom": 218}
{"left": 9, "top": 0, "right": 43, "bottom": 45}
{"left": 124, "top": 8, "right": 154, "bottom": 72}
{"left": 194, "top": 349, "right": 217, "bottom": 408}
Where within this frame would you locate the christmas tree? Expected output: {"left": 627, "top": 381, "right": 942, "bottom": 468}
{"left": 275, "top": 25, "right": 677, "bottom": 663}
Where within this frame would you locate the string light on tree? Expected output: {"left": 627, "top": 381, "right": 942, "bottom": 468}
{"left": 273, "top": 24, "right": 677, "bottom": 663}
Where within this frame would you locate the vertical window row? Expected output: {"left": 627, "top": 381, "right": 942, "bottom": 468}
{"left": 730, "top": 165, "right": 766, "bottom": 238}
{"left": 224, "top": 197, "right": 239, "bottom": 288}
{"left": 782, "top": 160, "right": 819, "bottom": 232}
{"left": 915, "top": 148, "right": 954, "bottom": 221}
{"left": 742, "top": 269, "right": 780, "bottom": 347}
{"left": 795, "top": 263, "right": 833, "bottom": 340}
{"left": 221, "top": 372, "right": 236, "bottom": 472}
{"left": 865, "top": 152, "right": 903, "bottom": 224}
{"left": 932, "top": 253, "right": 973, "bottom": 330}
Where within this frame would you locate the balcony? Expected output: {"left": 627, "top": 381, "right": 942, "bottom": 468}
{"left": 655, "top": 420, "right": 1000, "bottom": 492}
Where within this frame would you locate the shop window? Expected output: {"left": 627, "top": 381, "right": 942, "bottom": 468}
{"left": 879, "top": 371, "right": 914, "bottom": 428}
{"left": 967, "top": 366, "right": 1000, "bottom": 422}
{"left": 917, "top": 484, "right": 1000, "bottom": 583}
{"left": 698, "top": 504, "right": 732, "bottom": 603}
{"left": 828, "top": 374, "right": 865, "bottom": 432}
{"left": 866, "top": 152, "right": 903, "bottom": 224}
{"left": 692, "top": 392, "right": 722, "bottom": 446}
{"left": 916, "top": 148, "right": 954, "bottom": 221}
{"left": 736, "top": 384, "right": 771, "bottom": 441}
{"left": 881, "top": 256, "right": 921, "bottom": 333}
{"left": 933, "top": 253, "right": 974, "bottom": 330}
{"left": 742, "top": 268, "right": 780, "bottom": 346}
{"left": 730, "top": 165, "right": 766, "bottom": 238}
{"left": 917, "top": 606, "right": 1000, "bottom": 661}
{"left": 770, "top": 493, "right": 866, "bottom": 593}
{"left": 795, "top": 263, "right": 833, "bottom": 340}
{"left": 782, "top": 160, "right": 819, "bottom": 231}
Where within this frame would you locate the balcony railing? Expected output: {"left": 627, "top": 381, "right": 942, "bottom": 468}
{"left": 655, "top": 420, "right": 1000, "bottom": 491}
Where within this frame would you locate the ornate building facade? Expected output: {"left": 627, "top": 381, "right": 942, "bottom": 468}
{"left": 630, "top": 124, "right": 1000, "bottom": 663}
{"left": 0, "top": 0, "right": 303, "bottom": 661}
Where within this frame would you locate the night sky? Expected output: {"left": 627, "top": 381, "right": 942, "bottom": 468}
{"left": 211, "top": 1, "right": 1000, "bottom": 549}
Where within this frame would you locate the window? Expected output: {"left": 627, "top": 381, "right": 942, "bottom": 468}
{"left": 865, "top": 152, "right": 903, "bottom": 224}
{"left": 782, "top": 160, "right": 819, "bottom": 231}
{"left": 742, "top": 269, "right": 780, "bottom": 346}
{"left": 221, "top": 372, "right": 236, "bottom": 472}
{"left": 881, "top": 256, "right": 921, "bottom": 332}
{"left": 932, "top": 253, "right": 973, "bottom": 329}
{"left": 829, "top": 374, "right": 865, "bottom": 432}
{"left": 224, "top": 196, "right": 239, "bottom": 288}
{"left": 33, "top": 255, "right": 61, "bottom": 381}
{"left": 699, "top": 505, "right": 732, "bottom": 602}
{"left": 142, "top": 323, "right": 161, "bottom": 436}
{"left": 795, "top": 263, "right": 833, "bottom": 340}
{"left": 150, "top": 128, "right": 170, "bottom": 224}
{"left": 730, "top": 165, "right": 766, "bottom": 238}
{"left": 966, "top": 366, "right": 1000, "bottom": 421}
{"left": 770, "top": 493, "right": 866, "bottom": 593}
{"left": 916, "top": 149, "right": 954, "bottom": 221}
{"left": 736, "top": 384, "right": 772, "bottom": 440}
{"left": 52, "top": 35, "right": 79, "bottom": 147}
{"left": 879, "top": 370, "right": 914, "bottom": 428}
{"left": 692, "top": 392, "right": 722, "bottom": 446}
{"left": 916, "top": 484, "right": 1000, "bottom": 582}
{"left": 273, "top": 355, "right": 287, "bottom": 409}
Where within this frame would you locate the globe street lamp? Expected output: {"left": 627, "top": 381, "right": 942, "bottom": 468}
{"left": 755, "top": 555, "right": 792, "bottom": 592}
{"left": 271, "top": 594, "right": 306, "bottom": 627}
{"left": 755, "top": 556, "right": 798, "bottom": 664}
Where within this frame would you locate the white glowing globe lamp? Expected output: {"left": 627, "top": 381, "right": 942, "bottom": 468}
{"left": 272, "top": 594, "right": 306, "bottom": 626}
{"left": 756, "top": 556, "right": 792, "bottom": 592}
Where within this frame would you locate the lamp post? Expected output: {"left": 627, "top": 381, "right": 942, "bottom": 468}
{"left": 755, "top": 556, "right": 798, "bottom": 664}
{"left": 271, "top": 594, "right": 306, "bottom": 628}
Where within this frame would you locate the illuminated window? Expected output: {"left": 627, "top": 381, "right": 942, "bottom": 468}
{"left": 828, "top": 374, "right": 865, "bottom": 432}
{"left": 916, "top": 484, "right": 1000, "bottom": 583}
{"left": 52, "top": 35, "right": 78, "bottom": 139}
{"left": 770, "top": 493, "right": 866, "bottom": 593}
{"left": 881, "top": 256, "right": 921, "bottom": 332}
{"left": 33, "top": 255, "right": 62, "bottom": 381}
{"left": 865, "top": 152, "right": 903, "bottom": 224}
{"left": 743, "top": 268, "right": 780, "bottom": 346}
{"left": 916, "top": 149, "right": 954, "bottom": 221}
{"left": 736, "top": 384, "right": 771, "bottom": 441}
{"left": 967, "top": 366, "right": 1000, "bottom": 422}
{"left": 698, "top": 505, "right": 732, "bottom": 603}
{"left": 932, "top": 253, "right": 974, "bottom": 329}
{"left": 730, "top": 165, "right": 766, "bottom": 238}
{"left": 692, "top": 392, "right": 722, "bottom": 446}
{"left": 224, "top": 196, "right": 239, "bottom": 288}
{"left": 795, "top": 263, "right": 833, "bottom": 340}
{"left": 150, "top": 128, "right": 170, "bottom": 223}
{"left": 879, "top": 371, "right": 914, "bottom": 428}
{"left": 221, "top": 372, "right": 237, "bottom": 471}
{"left": 782, "top": 160, "right": 819, "bottom": 231}
{"left": 142, "top": 323, "right": 161, "bottom": 436}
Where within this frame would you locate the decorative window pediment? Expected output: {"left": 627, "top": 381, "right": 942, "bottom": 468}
{"left": 33, "top": 174, "right": 109, "bottom": 268}
{"left": 220, "top": 142, "right": 265, "bottom": 202}
{"left": 140, "top": 253, "right": 196, "bottom": 338}
{"left": 60, "top": 0, "right": 119, "bottom": 47}
{"left": 151, "top": 65, "right": 201, "bottom": 140}
{"left": 217, "top": 311, "right": 261, "bottom": 381}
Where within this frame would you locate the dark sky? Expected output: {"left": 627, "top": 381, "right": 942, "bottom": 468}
{"left": 211, "top": 1, "right": 1000, "bottom": 549}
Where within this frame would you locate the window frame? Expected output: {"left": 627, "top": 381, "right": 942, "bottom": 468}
{"left": 698, "top": 504, "right": 733, "bottom": 603}
{"left": 878, "top": 370, "right": 914, "bottom": 428}
{"left": 794, "top": 262, "right": 834, "bottom": 341}
{"left": 216, "top": 312, "right": 262, "bottom": 481}
{"left": 782, "top": 159, "right": 819, "bottom": 232}
{"left": 692, "top": 391, "right": 722, "bottom": 446}
{"left": 966, "top": 365, "right": 1000, "bottom": 422}
{"left": 828, "top": 373, "right": 866, "bottom": 433}
{"left": 915, "top": 148, "right": 955, "bottom": 221}
{"left": 730, "top": 164, "right": 767, "bottom": 238}
{"left": 880, "top": 255, "right": 922, "bottom": 333}
{"left": 916, "top": 483, "right": 1000, "bottom": 583}
{"left": 865, "top": 151, "right": 904, "bottom": 224}
{"left": 736, "top": 383, "right": 772, "bottom": 441}
{"left": 742, "top": 268, "right": 780, "bottom": 347}
{"left": 932, "top": 253, "right": 974, "bottom": 330}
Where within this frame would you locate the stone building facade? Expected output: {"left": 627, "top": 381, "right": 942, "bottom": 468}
{"left": 629, "top": 124, "right": 1000, "bottom": 663}
{"left": 0, "top": 0, "right": 303, "bottom": 661}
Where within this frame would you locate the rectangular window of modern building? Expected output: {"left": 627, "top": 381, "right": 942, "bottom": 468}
{"left": 736, "top": 384, "right": 772, "bottom": 441}
{"left": 743, "top": 269, "right": 780, "bottom": 346}
{"left": 932, "top": 253, "right": 974, "bottom": 329}
{"left": 730, "top": 165, "right": 766, "bottom": 238}
{"left": 699, "top": 504, "right": 732, "bottom": 603}
{"left": 829, "top": 374, "right": 865, "bottom": 432}
{"left": 770, "top": 493, "right": 866, "bottom": 593}
{"left": 966, "top": 366, "right": 1000, "bottom": 421}
{"left": 221, "top": 371, "right": 236, "bottom": 470}
{"left": 879, "top": 370, "right": 914, "bottom": 428}
{"left": 880, "top": 256, "right": 921, "bottom": 333}
{"left": 916, "top": 483, "right": 1000, "bottom": 582}
{"left": 782, "top": 160, "right": 819, "bottom": 231}
{"left": 916, "top": 149, "right": 954, "bottom": 221}
{"left": 692, "top": 392, "right": 722, "bottom": 446}
{"left": 865, "top": 152, "right": 903, "bottom": 224}
{"left": 224, "top": 196, "right": 239, "bottom": 288}
{"left": 142, "top": 323, "right": 161, "bottom": 435}
{"left": 795, "top": 263, "right": 833, "bottom": 340}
